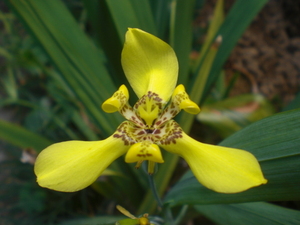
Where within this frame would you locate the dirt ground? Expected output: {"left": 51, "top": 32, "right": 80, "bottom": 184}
{"left": 198, "top": 0, "right": 300, "bottom": 107}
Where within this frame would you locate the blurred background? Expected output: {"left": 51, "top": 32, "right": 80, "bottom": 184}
{"left": 0, "top": 0, "right": 299, "bottom": 224}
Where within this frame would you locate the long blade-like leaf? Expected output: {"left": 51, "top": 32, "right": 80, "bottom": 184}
{"left": 0, "top": 119, "right": 52, "bottom": 151}
{"left": 195, "top": 202, "right": 300, "bottom": 225}
{"left": 105, "top": 0, "right": 156, "bottom": 42}
{"left": 8, "top": 0, "right": 121, "bottom": 135}
{"left": 164, "top": 109, "right": 300, "bottom": 206}
{"left": 169, "top": 0, "right": 195, "bottom": 85}
{"left": 7, "top": 0, "right": 147, "bottom": 206}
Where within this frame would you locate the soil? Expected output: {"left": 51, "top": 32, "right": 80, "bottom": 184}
{"left": 197, "top": 0, "right": 300, "bottom": 108}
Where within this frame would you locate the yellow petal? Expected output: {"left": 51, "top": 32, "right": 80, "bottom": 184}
{"left": 121, "top": 28, "right": 178, "bottom": 103}
{"left": 125, "top": 142, "right": 164, "bottom": 163}
{"left": 162, "top": 132, "right": 267, "bottom": 193}
{"left": 102, "top": 84, "right": 129, "bottom": 113}
{"left": 34, "top": 136, "right": 129, "bottom": 192}
{"left": 172, "top": 84, "right": 200, "bottom": 114}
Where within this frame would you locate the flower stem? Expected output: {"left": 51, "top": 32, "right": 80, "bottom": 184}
{"left": 147, "top": 173, "right": 163, "bottom": 208}
{"left": 147, "top": 172, "right": 174, "bottom": 224}
{"left": 142, "top": 162, "right": 174, "bottom": 223}
{"left": 174, "top": 205, "right": 189, "bottom": 225}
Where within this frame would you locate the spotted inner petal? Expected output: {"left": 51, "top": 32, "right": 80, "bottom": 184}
{"left": 125, "top": 141, "right": 164, "bottom": 163}
{"left": 134, "top": 91, "right": 164, "bottom": 128}
{"left": 104, "top": 84, "right": 199, "bottom": 173}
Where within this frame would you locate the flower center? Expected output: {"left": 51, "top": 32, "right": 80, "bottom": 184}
{"left": 135, "top": 92, "right": 163, "bottom": 128}
{"left": 101, "top": 84, "right": 200, "bottom": 169}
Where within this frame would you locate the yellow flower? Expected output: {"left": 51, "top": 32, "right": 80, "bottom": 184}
{"left": 34, "top": 28, "right": 267, "bottom": 193}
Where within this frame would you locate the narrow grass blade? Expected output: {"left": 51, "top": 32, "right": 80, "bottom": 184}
{"left": 193, "top": 0, "right": 224, "bottom": 70}
{"left": 0, "top": 119, "right": 52, "bottom": 151}
{"left": 169, "top": 0, "right": 195, "bottom": 85}
{"left": 151, "top": 0, "right": 172, "bottom": 38}
{"left": 105, "top": 0, "right": 156, "bottom": 43}
{"left": 195, "top": 202, "right": 300, "bottom": 225}
{"left": 8, "top": 0, "right": 121, "bottom": 135}
{"left": 179, "top": 38, "right": 221, "bottom": 132}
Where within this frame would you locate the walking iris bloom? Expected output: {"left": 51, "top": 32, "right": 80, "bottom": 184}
{"left": 34, "top": 28, "right": 267, "bottom": 193}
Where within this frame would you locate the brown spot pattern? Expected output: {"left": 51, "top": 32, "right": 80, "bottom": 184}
{"left": 112, "top": 91, "right": 184, "bottom": 146}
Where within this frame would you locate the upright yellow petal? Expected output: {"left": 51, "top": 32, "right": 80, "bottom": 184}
{"left": 121, "top": 28, "right": 178, "bottom": 103}
{"left": 34, "top": 136, "right": 129, "bottom": 192}
{"left": 162, "top": 132, "right": 267, "bottom": 193}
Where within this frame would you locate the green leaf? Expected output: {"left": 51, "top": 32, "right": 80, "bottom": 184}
{"left": 164, "top": 109, "right": 300, "bottom": 206}
{"left": 179, "top": 36, "right": 221, "bottom": 132}
{"left": 193, "top": 0, "right": 224, "bottom": 71}
{"left": 151, "top": 0, "right": 172, "bottom": 38}
{"left": 194, "top": 202, "right": 300, "bottom": 225}
{"left": 202, "top": 0, "right": 268, "bottom": 101}
{"left": 98, "top": 0, "right": 157, "bottom": 88}
{"left": 177, "top": 0, "right": 223, "bottom": 136}
{"left": 81, "top": 0, "right": 102, "bottom": 41}
{"left": 7, "top": 0, "right": 121, "bottom": 135}
{"left": 169, "top": 0, "right": 195, "bottom": 85}
{"left": 7, "top": 0, "right": 148, "bottom": 206}
{"left": 189, "top": 0, "right": 224, "bottom": 104}
{"left": 0, "top": 119, "right": 52, "bottom": 151}
{"left": 129, "top": 0, "right": 157, "bottom": 34}
{"left": 105, "top": 0, "right": 156, "bottom": 43}
{"left": 220, "top": 109, "right": 300, "bottom": 159}
{"left": 2, "top": 66, "right": 18, "bottom": 100}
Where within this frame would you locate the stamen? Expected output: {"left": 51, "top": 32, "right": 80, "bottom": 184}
{"left": 147, "top": 161, "right": 156, "bottom": 175}
{"left": 135, "top": 161, "right": 143, "bottom": 169}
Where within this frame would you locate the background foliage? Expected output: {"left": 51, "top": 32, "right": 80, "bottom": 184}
{"left": 0, "top": 0, "right": 299, "bottom": 224}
